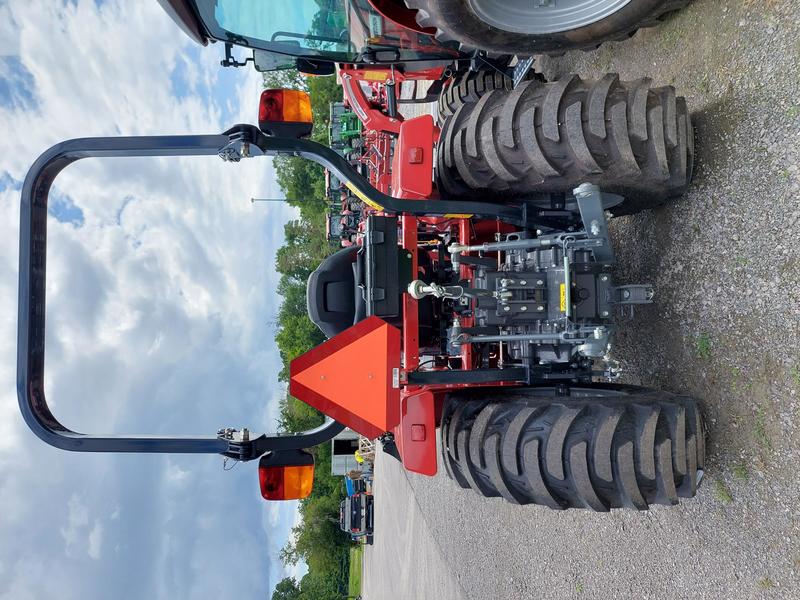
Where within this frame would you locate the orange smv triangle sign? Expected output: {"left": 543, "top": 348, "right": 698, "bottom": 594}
{"left": 289, "top": 316, "right": 401, "bottom": 439}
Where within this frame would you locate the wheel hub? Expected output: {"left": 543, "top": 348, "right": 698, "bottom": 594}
{"left": 465, "top": 0, "right": 633, "bottom": 35}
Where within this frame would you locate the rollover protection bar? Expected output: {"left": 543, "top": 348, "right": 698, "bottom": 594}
{"left": 16, "top": 128, "right": 349, "bottom": 460}
{"left": 17, "top": 125, "right": 529, "bottom": 459}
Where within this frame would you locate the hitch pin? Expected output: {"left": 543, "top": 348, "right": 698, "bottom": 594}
{"left": 407, "top": 280, "right": 463, "bottom": 300}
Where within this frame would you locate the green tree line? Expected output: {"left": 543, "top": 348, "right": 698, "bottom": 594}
{"left": 263, "top": 70, "right": 354, "bottom": 600}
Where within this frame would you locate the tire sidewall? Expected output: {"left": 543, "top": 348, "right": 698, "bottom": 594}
{"left": 423, "top": 0, "right": 677, "bottom": 54}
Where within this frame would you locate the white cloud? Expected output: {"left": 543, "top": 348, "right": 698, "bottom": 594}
{"left": 60, "top": 494, "right": 91, "bottom": 558}
{"left": 0, "top": 1, "right": 302, "bottom": 598}
{"left": 165, "top": 461, "right": 191, "bottom": 488}
{"left": 87, "top": 522, "right": 103, "bottom": 561}
{"left": 0, "top": 4, "right": 20, "bottom": 56}
{"left": 60, "top": 495, "right": 103, "bottom": 561}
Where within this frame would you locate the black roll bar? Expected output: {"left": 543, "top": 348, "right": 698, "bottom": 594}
{"left": 17, "top": 131, "right": 345, "bottom": 460}
{"left": 17, "top": 125, "right": 528, "bottom": 460}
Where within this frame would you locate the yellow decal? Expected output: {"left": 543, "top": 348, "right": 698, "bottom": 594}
{"left": 442, "top": 214, "right": 474, "bottom": 219}
{"left": 559, "top": 283, "right": 566, "bottom": 312}
{"left": 362, "top": 70, "right": 387, "bottom": 81}
{"left": 345, "top": 182, "right": 384, "bottom": 211}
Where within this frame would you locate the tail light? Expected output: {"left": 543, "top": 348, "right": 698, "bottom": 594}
{"left": 258, "top": 89, "right": 313, "bottom": 138}
{"left": 258, "top": 449, "right": 315, "bottom": 501}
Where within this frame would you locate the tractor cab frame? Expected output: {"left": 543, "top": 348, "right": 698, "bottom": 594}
{"left": 156, "top": 0, "right": 536, "bottom": 89}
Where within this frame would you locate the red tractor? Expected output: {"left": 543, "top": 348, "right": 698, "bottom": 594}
{"left": 18, "top": 0, "right": 702, "bottom": 512}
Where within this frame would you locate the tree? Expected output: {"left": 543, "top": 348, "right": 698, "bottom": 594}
{"left": 263, "top": 69, "right": 307, "bottom": 92}
{"left": 267, "top": 65, "right": 351, "bottom": 598}
{"left": 275, "top": 219, "right": 332, "bottom": 281}
{"left": 277, "top": 277, "right": 309, "bottom": 319}
{"left": 275, "top": 313, "right": 325, "bottom": 381}
{"left": 299, "top": 571, "right": 342, "bottom": 600}
{"left": 272, "top": 577, "right": 302, "bottom": 600}
{"left": 282, "top": 494, "right": 350, "bottom": 575}
{"left": 307, "top": 75, "right": 344, "bottom": 142}
{"left": 274, "top": 155, "right": 328, "bottom": 221}
{"left": 279, "top": 395, "right": 324, "bottom": 433}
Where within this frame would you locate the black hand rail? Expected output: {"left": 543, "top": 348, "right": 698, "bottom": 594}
{"left": 17, "top": 131, "right": 344, "bottom": 459}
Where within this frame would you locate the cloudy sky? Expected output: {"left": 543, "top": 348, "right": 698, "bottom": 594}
{"left": 0, "top": 1, "right": 302, "bottom": 598}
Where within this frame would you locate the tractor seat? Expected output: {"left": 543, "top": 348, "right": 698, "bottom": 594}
{"left": 307, "top": 247, "right": 365, "bottom": 339}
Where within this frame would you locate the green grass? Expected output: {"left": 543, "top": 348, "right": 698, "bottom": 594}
{"left": 575, "top": 582, "right": 585, "bottom": 594}
{"left": 753, "top": 408, "right": 773, "bottom": 452}
{"left": 758, "top": 576, "right": 776, "bottom": 590}
{"left": 695, "top": 333, "right": 712, "bottom": 359}
{"left": 732, "top": 463, "right": 749, "bottom": 481}
{"left": 698, "top": 73, "right": 712, "bottom": 95}
{"left": 791, "top": 366, "right": 800, "bottom": 388}
{"left": 730, "top": 366, "right": 742, "bottom": 391}
{"left": 348, "top": 545, "right": 363, "bottom": 597}
{"left": 713, "top": 480, "right": 733, "bottom": 505}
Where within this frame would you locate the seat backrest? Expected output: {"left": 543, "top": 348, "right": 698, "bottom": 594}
{"left": 307, "top": 247, "right": 359, "bottom": 338}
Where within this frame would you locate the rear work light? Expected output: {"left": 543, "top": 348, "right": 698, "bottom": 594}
{"left": 258, "top": 89, "right": 313, "bottom": 138}
{"left": 258, "top": 449, "right": 315, "bottom": 501}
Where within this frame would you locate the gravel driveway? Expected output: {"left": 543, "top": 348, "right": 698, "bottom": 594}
{"left": 367, "top": 1, "right": 800, "bottom": 598}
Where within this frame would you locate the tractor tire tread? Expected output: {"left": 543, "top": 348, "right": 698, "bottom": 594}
{"left": 440, "top": 388, "right": 704, "bottom": 511}
{"left": 436, "top": 74, "right": 694, "bottom": 216}
{"left": 437, "top": 70, "right": 513, "bottom": 124}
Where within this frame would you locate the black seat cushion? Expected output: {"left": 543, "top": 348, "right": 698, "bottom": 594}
{"left": 307, "top": 247, "right": 359, "bottom": 339}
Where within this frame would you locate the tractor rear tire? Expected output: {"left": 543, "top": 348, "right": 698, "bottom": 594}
{"left": 437, "top": 70, "right": 513, "bottom": 125}
{"left": 406, "top": 0, "right": 690, "bottom": 55}
{"left": 440, "top": 386, "right": 705, "bottom": 510}
{"left": 435, "top": 74, "right": 694, "bottom": 216}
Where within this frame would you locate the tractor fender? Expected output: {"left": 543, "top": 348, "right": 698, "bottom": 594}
{"left": 395, "top": 390, "right": 438, "bottom": 476}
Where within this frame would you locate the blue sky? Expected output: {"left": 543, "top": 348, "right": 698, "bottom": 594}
{"left": 0, "top": 1, "right": 301, "bottom": 598}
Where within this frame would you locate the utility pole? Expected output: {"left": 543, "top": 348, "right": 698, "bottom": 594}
{"left": 250, "top": 197, "right": 295, "bottom": 203}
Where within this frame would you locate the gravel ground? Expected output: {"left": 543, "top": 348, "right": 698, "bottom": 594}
{"left": 361, "top": 450, "right": 465, "bottom": 600}
{"left": 369, "top": 1, "right": 800, "bottom": 598}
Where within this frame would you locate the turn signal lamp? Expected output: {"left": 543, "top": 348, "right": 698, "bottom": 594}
{"left": 258, "top": 89, "right": 313, "bottom": 138}
{"left": 258, "top": 449, "right": 315, "bottom": 501}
